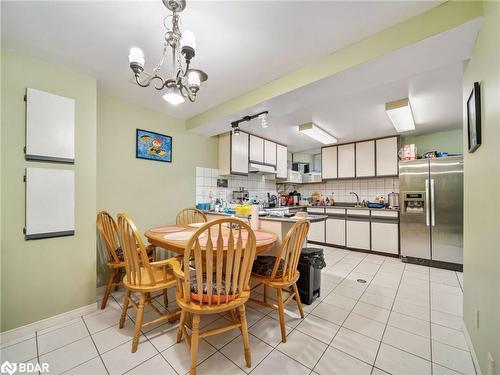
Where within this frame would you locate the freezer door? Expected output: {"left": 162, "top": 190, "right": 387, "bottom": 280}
{"left": 399, "top": 160, "right": 431, "bottom": 259}
{"left": 430, "top": 157, "right": 464, "bottom": 264}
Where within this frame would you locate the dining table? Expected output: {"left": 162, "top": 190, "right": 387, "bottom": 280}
{"left": 144, "top": 223, "right": 278, "bottom": 255}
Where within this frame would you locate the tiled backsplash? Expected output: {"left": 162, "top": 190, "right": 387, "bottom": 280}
{"left": 295, "top": 177, "right": 399, "bottom": 203}
{"left": 195, "top": 167, "right": 277, "bottom": 204}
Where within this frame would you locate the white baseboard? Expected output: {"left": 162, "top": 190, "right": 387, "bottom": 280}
{"left": 462, "top": 319, "right": 483, "bottom": 375}
{"left": 0, "top": 303, "right": 98, "bottom": 346}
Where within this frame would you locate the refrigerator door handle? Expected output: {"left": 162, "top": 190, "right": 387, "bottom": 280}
{"left": 425, "top": 179, "right": 430, "bottom": 227}
{"left": 431, "top": 179, "right": 435, "bottom": 226}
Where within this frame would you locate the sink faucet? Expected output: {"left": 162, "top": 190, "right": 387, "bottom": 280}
{"left": 349, "top": 192, "right": 361, "bottom": 206}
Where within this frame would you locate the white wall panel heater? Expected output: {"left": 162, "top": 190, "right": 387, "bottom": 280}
{"left": 25, "top": 88, "right": 75, "bottom": 163}
{"left": 25, "top": 168, "right": 75, "bottom": 240}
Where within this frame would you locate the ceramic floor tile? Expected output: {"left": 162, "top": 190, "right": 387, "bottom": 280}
{"left": 431, "top": 310, "right": 463, "bottom": 330}
{"left": 333, "top": 285, "right": 365, "bottom": 300}
{"left": 125, "top": 353, "right": 177, "bottom": 375}
{"left": 343, "top": 313, "right": 386, "bottom": 341}
{"left": 243, "top": 306, "right": 266, "bottom": 327}
{"left": 322, "top": 292, "right": 357, "bottom": 311}
{"left": 83, "top": 309, "right": 123, "bottom": 334}
{"left": 309, "top": 302, "right": 350, "bottom": 325}
{"left": 432, "top": 341, "right": 476, "bottom": 375}
{"left": 203, "top": 317, "right": 241, "bottom": 349}
{"left": 143, "top": 322, "right": 179, "bottom": 352}
{"left": 220, "top": 334, "right": 273, "bottom": 373}
{"left": 64, "top": 357, "right": 107, "bottom": 375}
{"left": 251, "top": 349, "right": 310, "bottom": 375}
{"left": 372, "top": 367, "right": 390, "bottom": 375}
{"left": 405, "top": 264, "right": 430, "bottom": 274}
{"left": 431, "top": 323, "right": 468, "bottom": 351}
{"left": 39, "top": 337, "right": 98, "bottom": 375}
{"left": 38, "top": 319, "right": 90, "bottom": 355}
{"left": 277, "top": 330, "right": 327, "bottom": 369}
{"left": 295, "top": 314, "right": 340, "bottom": 345}
{"left": 91, "top": 320, "right": 136, "bottom": 354}
{"left": 314, "top": 346, "right": 372, "bottom": 375}
{"left": 269, "top": 305, "right": 305, "bottom": 328}
{"left": 432, "top": 363, "right": 465, "bottom": 375}
{"left": 161, "top": 339, "right": 216, "bottom": 375}
{"left": 352, "top": 302, "right": 390, "bottom": 324}
{"left": 375, "top": 343, "right": 431, "bottom": 375}
{"left": 431, "top": 292, "right": 463, "bottom": 317}
{"left": 0, "top": 337, "right": 37, "bottom": 363}
{"left": 431, "top": 282, "right": 463, "bottom": 296}
{"left": 392, "top": 299, "right": 430, "bottom": 321}
{"left": 37, "top": 318, "right": 84, "bottom": 336}
{"left": 382, "top": 325, "right": 431, "bottom": 360}
{"left": 358, "top": 292, "right": 394, "bottom": 310}
{"left": 365, "top": 284, "right": 398, "bottom": 298}
{"left": 194, "top": 352, "right": 246, "bottom": 375}
{"left": 248, "top": 316, "right": 293, "bottom": 347}
{"left": 331, "top": 327, "right": 380, "bottom": 365}
{"left": 387, "top": 311, "right": 430, "bottom": 338}
{"left": 101, "top": 336, "right": 158, "bottom": 375}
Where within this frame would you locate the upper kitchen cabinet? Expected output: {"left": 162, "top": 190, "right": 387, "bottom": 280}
{"left": 376, "top": 136, "right": 399, "bottom": 176}
{"left": 276, "top": 144, "right": 288, "bottom": 179}
{"left": 355, "top": 140, "right": 375, "bottom": 177}
{"left": 264, "top": 140, "right": 277, "bottom": 166}
{"left": 249, "top": 135, "right": 264, "bottom": 163}
{"left": 218, "top": 131, "right": 249, "bottom": 175}
{"left": 338, "top": 143, "right": 355, "bottom": 178}
{"left": 321, "top": 146, "right": 338, "bottom": 179}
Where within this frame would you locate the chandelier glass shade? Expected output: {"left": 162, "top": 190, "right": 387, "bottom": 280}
{"left": 128, "top": 0, "right": 207, "bottom": 105}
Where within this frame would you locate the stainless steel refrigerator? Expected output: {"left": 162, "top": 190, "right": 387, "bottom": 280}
{"left": 399, "top": 156, "right": 463, "bottom": 269}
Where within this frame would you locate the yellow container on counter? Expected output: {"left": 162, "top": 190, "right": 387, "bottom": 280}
{"left": 235, "top": 204, "right": 252, "bottom": 217}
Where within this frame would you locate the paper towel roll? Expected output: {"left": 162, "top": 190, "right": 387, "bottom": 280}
{"left": 250, "top": 205, "right": 259, "bottom": 230}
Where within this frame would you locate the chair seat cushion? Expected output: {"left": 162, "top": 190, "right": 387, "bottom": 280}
{"left": 190, "top": 275, "right": 239, "bottom": 303}
{"left": 251, "top": 256, "right": 284, "bottom": 277}
{"left": 115, "top": 245, "right": 155, "bottom": 262}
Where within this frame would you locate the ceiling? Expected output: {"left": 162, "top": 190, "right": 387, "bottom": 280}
{"left": 1, "top": 0, "right": 444, "bottom": 119}
{"left": 191, "top": 19, "right": 481, "bottom": 152}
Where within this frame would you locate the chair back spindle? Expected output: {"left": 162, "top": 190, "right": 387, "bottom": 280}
{"left": 96, "top": 211, "right": 122, "bottom": 264}
{"left": 176, "top": 208, "right": 207, "bottom": 226}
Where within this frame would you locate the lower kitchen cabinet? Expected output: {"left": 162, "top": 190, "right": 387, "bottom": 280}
{"left": 308, "top": 221, "right": 325, "bottom": 243}
{"left": 326, "top": 218, "right": 345, "bottom": 246}
{"left": 346, "top": 218, "right": 370, "bottom": 250}
{"left": 371, "top": 221, "right": 399, "bottom": 254}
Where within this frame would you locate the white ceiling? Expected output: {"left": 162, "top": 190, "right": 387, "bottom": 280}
{"left": 191, "top": 19, "right": 481, "bottom": 152}
{"left": 1, "top": 0, "right": 444, "bottom": 119}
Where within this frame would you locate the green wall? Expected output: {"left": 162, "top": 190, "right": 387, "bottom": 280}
{"left": 96, "top": 95, "right": 218, "bottom": 285}
{"left": 1, "top": 50, "right": 97, "bottom": 331}
{"left": 401, "top": 128, "right": 463, "bottom": 156}
{"left": 462, "top": 2, "right": 500, "bottom": 374}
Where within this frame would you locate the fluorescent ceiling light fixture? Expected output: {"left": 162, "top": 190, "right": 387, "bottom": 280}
{"left": 298, "top": 123, "right": 337, "bottom": 144}
{"left": 259, "top": 112, "right": 269, "bottom": 128}
{"left": 385, "top": 98, "right": 415, "bottom": 132}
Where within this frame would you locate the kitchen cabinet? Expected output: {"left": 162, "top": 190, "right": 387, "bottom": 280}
{"left": 326, "top": 208, "right": 346, "bottom": 246}
{"left": 308, "top": 221, "right": 325, "bottom": 243}
{"left": 249, "top": 135, "right": 264, "bottom": 163}
{"left": 346, "top": 210, "right": 370, "bottom": 250}
{"left": 321, "top": 146, "right": 338, "bottom": 179}
{"left": 264, "top": 140, "right": 277, "bottom": 166}
{"left": 376, "top": 136, "right": 398, "bottom": 176}
{"left": 276, "top": 144, "right": 287, "bottom": 179}
{"left": 218, "top": 131, "right": 249, "bottom": 175}
{"left": 356, "top": 140, "right": 375, "bottom": 177}
{"left": 371, "top": 211, "right": 399, "bottom": 254}
{"left": 338, "top": 144, "right": 355, "bottom": 178}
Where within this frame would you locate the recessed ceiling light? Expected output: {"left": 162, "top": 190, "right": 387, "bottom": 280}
{"left": 298, "top": 123, "right": 337, "bottom": 145}
{"left": 385, "top": 98, "right": 415, "bottom": 132}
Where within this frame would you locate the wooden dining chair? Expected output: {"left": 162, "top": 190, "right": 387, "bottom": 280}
{"left": 116, "top": 213, "right": 180, "bottom": 353}
{"left": 249, "top": 220, "right": 310, "bottom": 343}
{"left": 176, "top": 208, "right": 207, "bottom": 226}
{"left": 96, "top": 211, "right": 157, "bottom": 309}
{"left": 168, "top": 217, "right": 257, "bottom": 375}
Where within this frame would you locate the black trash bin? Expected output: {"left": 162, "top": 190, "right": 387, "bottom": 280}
{"left": 297, "top": 247, "right": 326, "bottom": 305}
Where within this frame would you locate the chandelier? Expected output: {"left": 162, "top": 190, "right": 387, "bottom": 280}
{"left": 128, "top": 0, "right": 207, "bottom": 105}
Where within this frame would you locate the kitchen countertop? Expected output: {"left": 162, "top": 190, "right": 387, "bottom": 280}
{"left": 203, "top": 210, "right": 328, "bottom": 223}
{"left": 306, "top": 205, "right": 400, "bottom": 212}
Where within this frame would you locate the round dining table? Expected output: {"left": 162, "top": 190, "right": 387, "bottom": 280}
{"left": 145, "top": 224, "right": 278, "bottom": 255}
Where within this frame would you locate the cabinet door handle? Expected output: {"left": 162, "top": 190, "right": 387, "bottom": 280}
{"left": 425, "top": 179, "right": 430, "bottom": 227}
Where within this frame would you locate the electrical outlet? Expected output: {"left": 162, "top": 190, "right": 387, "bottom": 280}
{"left": 487, "top": 352, "right": 495, "bottom": 375}
{"left": 475, "top": 308, "right": 480, "bottom": 329}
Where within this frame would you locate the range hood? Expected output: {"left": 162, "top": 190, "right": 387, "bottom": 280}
{"left": 248, "top": 162, "right": 277, "bottom": 174}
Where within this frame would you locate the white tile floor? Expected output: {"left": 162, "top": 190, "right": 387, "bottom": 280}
{"left": 0, "top": 246, "right": 477, "bottom": 375}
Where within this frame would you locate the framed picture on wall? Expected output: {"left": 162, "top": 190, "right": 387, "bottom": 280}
{"left": 467, "top": 82, "right": 481, "bottom": 153}
{"left": 136, "top": 129, "right": 172, "bottom": 163}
